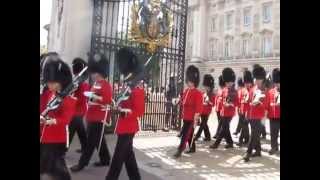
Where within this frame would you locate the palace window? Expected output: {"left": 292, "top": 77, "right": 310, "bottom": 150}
{"left": 262, "top": 3, "right": 272, "bottom": 23}
{"left": 224, "top": 39, "right": 232, "bottom": 57}
{"left": 243, "top": 8, "right": 251, "bottom": 26}
{"left": 225, "top": 13, "right": 233, "bottom": 30}
{"left": 211, "top": 18, "right": 216, "bottom": 32}
{"left": 262, "top": 36, "right": 272, "bottom": 56}
{"left": 242, "top": 39, "right": 249, "bottom": 56}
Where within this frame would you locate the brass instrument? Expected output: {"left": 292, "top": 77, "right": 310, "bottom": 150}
{"left": 252, "top": 89, "right": 266, "bottom": 105}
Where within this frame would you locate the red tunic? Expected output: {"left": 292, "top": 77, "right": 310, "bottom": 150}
{"left": 215, "top": 89, "right": 223, "bottom": 112}
{"left": 220, "top": 87, "right": 239, "bottom": 118}
{"left": 265, "top": 87, "right": 280, "bottom": 119}
{"left": 73, "top": 82, "right": 90, "bottom": 117}
{"left": 238, "top": 87, "right": 250, "bottom": 115}
{"left": 115, "top": 87, "right": 145, "bottom": 134}
{"left": 202, "top": 92, "right": 216, "bottom": 115}
{"left": 181, "top": 88, "right": 203, "bottom": 121}
{"left": 85, "top": 79, "right": 112, "bottom": 122}
{"left": 40, "top": 91, "right": 76, "bottom": 143}
{"left": 246, "top": 85, "right": 267, "bottom": 120}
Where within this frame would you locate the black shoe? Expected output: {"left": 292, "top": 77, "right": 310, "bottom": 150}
{"left": 236, "top": 142, "right": 243, "bottom": 147}
{"left": 210, "top": 144, "right": 219, "bottom": 149}
{"left": 243, "top": 153, "right": 251, "bottom": 162}
{"left": 268, "top": 149, "right": 279, "bottom": 155}
{"left": 70, "top": 164, "right": 85, "bottom": 172}
{"left": 162, "top": 128, "right": 169, "bottom": 132}
{"left": 93, "top": 161, "right": 109, "bottom": 167}
{"left": 185, "top": 149, "right": 196, "bottom": 154}
{"left": 224, "top": 144, "right": 233, "bottom": 149}
{"left": 233, "top": 132, "right": 239, "bottom": 135}
{"left": 75, "top": 149, "right": 82, "bottom": 153}
{"left": 203, "top": 138, "right": 211, "bottom": 141}
{"left": 177, "top": 133, "right": 182, "bottom": 137}
{"left": 213, "top": 135, "right": 217, "bottom": 139}
{"left": 173, "top": 150, "right": 182, "bottom": 158}
{"left": 252, "top": 152, "right": 262, "bottom": 157}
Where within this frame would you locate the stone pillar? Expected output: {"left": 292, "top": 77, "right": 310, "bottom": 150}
{"left": 48, "top": 0, "right": 93, "bottom": 65}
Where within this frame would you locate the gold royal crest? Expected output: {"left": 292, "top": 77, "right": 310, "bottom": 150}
{"left": 130, "top": 0, "right": 173, "bottom": 53}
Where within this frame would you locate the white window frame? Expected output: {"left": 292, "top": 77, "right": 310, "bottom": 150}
{"left": 242, "top": 39, "right": 249, "bottom": 56}
{"left": 262, "top": 3, "right": 272, "bottom": 23}
{"left": 243, "top": 8, "right": 251, "bottom": 27}
{"left": 262, "top": 35, "right": 272, "bottom": 56}
{"left": 225, "top": 13, "right": 233, "bottom": 30}
{"left": 211, "top": 18, "right": 216, "bottom": 32}
{"left": 224, "top": 39, "right": 232, "bottom": 57}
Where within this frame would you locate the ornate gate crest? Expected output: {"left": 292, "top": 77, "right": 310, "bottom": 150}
{"left": 130, "top": 0, "right": 173, "bottom": 53}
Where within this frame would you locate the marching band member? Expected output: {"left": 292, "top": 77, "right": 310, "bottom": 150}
{"left": 106, "top": 47, "right": 145, "bottom": 180}
{"left": 195, "top": 74, "right": 215, "bottom": 141}
{"left": 173, "top": 65, "right": 203, "bottom": 158}
{"left": 237, "top": 70, "right": 253, "bottom": 147}
{"left": 210, "top": 68, "right": 238, "bottom": 149}
{"left": 233, "top": 78, "right": 245, "bottom": 135}
{"left": 40, "top": 59, "right": 76, "bottom": 180}
{"left": 71, "top": 54, "right": 112, "bottom": 172}
{"left": 213, "top": 75, "right": 225, "bottom": 139}
{"left": 68, "top": 58, "right": 89, "bottom": 153}
{"left": 243, "top": 64, "right": 267, "bottom": 162}
{"left": 265, "top": 68, "right": 280, "bottom": 155}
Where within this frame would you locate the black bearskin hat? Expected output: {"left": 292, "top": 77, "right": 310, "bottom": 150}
{"left": 237, "top": 77, "right": 244, "bottom": 87}
{"left": 272, "top": 68, "right": 280, "bottom": 83}
{"left": 72, "top": 58, "right": 87, "bottom": 75}
{"left": 43, "top": 59, "right": 72, "bottom": 91}
{"left": 186, "top": 65, "right": 200, "bottom": 87}
{"left": 243, "top": 70, "right": 253, "bottom": 84}
{"left": 218, "top": 75, "right": 225, "bottom": 87}
{"left": 222, "top": 67, "right": 236, "bottom": 82}
{"left": 88, "top": 53, "right": 109, "bottom": 77}
{"left": 116, "top": 47, "right": 142, "bottom": 76}
{"left": 252, "top": 64, "right": 266, "bottom": 80}
{"left": 203, "top": 74, "right": 215, "bottom": 89}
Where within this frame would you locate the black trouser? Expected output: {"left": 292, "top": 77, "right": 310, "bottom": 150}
{"left": 195, "top": 115, "right": 211, "bottom": 140}
{"left": 238, "top": 114, "right": 249, "bottom": 144}
{"left": 214, "top": 112, "right": 222, "bottom": 137}
{"left": 40, "top": 144, "right": 71, "bottom": 180}
{"left": 235, "top": 114, "right": 242, "bottom": 134}
{"left": 165, "top": 102, "right": 178, "bottom": 129}
{"left": 261, "top": 120, "right": 267, "bottom": 137}
{"left": 69, "top": 115, "right": 87, "bottom": 150}
{"left": 106, "top": 134, "right": 140, "bottom": 180}
{"left": 178, "top": 120, "right": 195, "bottom": 152}
{"left": 78, "top": 122, "right": 110, "bottom": 166}
{"left": 247, "top": 120, "right": 262, "bottom": 154}
{"left": 214, "top": 117, "right": 233, "bottom": 146}
{"left": 270, "top": 119, "right": 280, "bottom": 150}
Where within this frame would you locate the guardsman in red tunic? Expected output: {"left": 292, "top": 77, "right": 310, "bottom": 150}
{"left": 233, "top": 78, "right": 245, "bottom": 136}
{"left": 106, "top": 47, "right": 145, "bottom": 180}
{"left": 243, "top": 64, "right": 267, "bottom": 162}
{"left": 68, "top": 58, "right": 90, "bottom": 153}
{"left": 71, "top": 54, "right": 112, "bottom": 172}
{"left": 210, "top": 68, "right": 238, "bottom": 149}
{"left": 236, "top": 70, "right": 253, "bottom": 147}
{"left": 265, "top": 68, "right": 280, "bottom": 155}
{"left": 174, "top": 65, "right": 203, "bottom": 158}
{"left": 40, "top": 58, "right": 76, "bottom": 180}
{"left": 213, "top": 75, "right": 225, "bottom": 139}
{"left": 195, "top": 74, "right": 215, "bottom": 141}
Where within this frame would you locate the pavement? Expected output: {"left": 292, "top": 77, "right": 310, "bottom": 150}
{"left": 43, "top": 113, "right": 280, "bottom": 180}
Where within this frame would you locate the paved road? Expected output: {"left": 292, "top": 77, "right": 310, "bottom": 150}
{"left": 42, "top": 113, "right": 280, "bottom": 180}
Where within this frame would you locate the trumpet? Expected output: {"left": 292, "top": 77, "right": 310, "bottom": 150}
{"left": 252, "top": 89, "right": 265, "bottom": 105}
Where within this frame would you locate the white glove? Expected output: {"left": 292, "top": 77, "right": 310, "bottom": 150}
{"left": 84, "top": 91, "right": 95, "bottom": 98}
{"left": 45, "top": 118, "right": 57, "bottom": 125}
{"left": 119, "top": 108, "right": 132, "bottom": 114}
